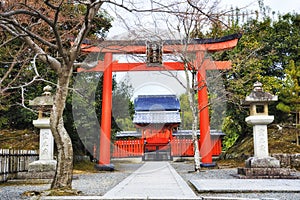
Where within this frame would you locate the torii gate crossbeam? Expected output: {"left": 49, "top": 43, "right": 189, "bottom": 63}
{"left": 78, "top": 33, "right": 241, "bottom": 169}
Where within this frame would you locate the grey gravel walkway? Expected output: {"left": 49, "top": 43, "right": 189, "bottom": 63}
{"left": 103, "top": 161, "right": 197, "bottom": 199}
{"left": 2, "top": 161, "right": 300, "bottom": 200}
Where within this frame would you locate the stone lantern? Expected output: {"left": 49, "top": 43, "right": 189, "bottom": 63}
{"left": 28, "top": 85, "right": 56, "bottom": 177}
{"left": 238, "top": 82, "right": 293, "bottom": 178}
{"left": 244, "top": 81, "right": 278, "bottom": 159}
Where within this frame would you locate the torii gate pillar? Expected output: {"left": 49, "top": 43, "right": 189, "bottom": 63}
{"left": 197, "top": 52, "right": 214, "bottom": 166}
{"left": 95, "top": 52, "right": 114, "bottom": 171}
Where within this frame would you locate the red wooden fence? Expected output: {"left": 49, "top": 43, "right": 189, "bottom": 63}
{"left": 112, "top": 137, "right": 222, "bottom": 158}
{"left": 170, "top": 138, "right": 194, "bottom": 156}
{"left": 211, "top": 136, "right": 222, "bottom": 156}
{"left": 112, "top": 139, "right": 144, "bottom": 157}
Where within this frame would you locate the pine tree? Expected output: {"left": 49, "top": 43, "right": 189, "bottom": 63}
{"left": 276, "top": 60, "right": 300, "bottom": 144}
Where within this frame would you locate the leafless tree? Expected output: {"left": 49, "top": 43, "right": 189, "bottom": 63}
{"left": 0, "top": 0, "right": 106, "bottom": 191}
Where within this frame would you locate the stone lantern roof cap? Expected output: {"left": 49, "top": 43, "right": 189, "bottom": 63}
{"left": 244, "top": 81, "right": 278, "bottom": 104}
{"left": 29, "top": 85, "right": 54, "bottom": 107}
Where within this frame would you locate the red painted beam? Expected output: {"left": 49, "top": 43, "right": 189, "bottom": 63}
{"left": 204, "top": 60, "right": 231, "bottom": 70}
{"left": 77, "top": 60, "right": 231, "bottom": 72}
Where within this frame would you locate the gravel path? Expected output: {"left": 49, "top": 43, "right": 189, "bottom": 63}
{"left": 0, "top": 162, "right": 142, "bottom": 200}
{"left": 0, "top": 183, "right": 49, "bottom": 200}
{"left": 73, "top": 162, "right": 143, "bottom": 196}
{"left": 171, "top": 160, "right": 300, "bottom": 200}
{"left": 1, "top": 160, "right": 300, "bottom": 200}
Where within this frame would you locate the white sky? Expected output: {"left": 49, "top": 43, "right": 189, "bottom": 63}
{"left": 105, "top": 0, "right": 300, "bottom": 39}
{"left": 221, "top": 0, "right": 300, "bottom": 14}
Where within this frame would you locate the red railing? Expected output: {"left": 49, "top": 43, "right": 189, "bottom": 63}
{"left": 170, "top": 137, "right": 222, "bottom": 156}
{"left": 170, "top": 138, "right": 194, "bottom": 156}
{"left": 211, "top": 136, "right": 222, "bottom": 156}
{"left": 112, "top": 137, "right": 222, "bottom": 158}
{"left": 112, "top": 139, "right": 144, "bottom": 157}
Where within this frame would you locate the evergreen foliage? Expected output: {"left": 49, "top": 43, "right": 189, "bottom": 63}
{"left": 213, "top": 12, "right": 300, "bottom": 148}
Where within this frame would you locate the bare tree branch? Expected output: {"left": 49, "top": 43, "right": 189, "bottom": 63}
{"left": 187, "top": 0, "right": 229, "bottom": 28}
{"left": 0, "top": 17, "right": 58, "bottom": 50}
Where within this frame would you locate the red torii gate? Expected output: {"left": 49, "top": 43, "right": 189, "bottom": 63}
{"left": 78, "top": 33, "right": 241, "bottom": 169}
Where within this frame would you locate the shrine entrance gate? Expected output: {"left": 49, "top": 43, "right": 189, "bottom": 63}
{"left": 78, "top": 33, "right": 241, "bottom": 168}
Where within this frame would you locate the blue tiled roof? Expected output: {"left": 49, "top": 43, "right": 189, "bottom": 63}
{"left": 134, "top": 95, "right": 180, "bottom": 111}
{"left": 133, "top": 111, "right": 181, "bottom": 124}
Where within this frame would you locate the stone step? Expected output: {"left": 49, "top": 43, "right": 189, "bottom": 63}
{"left": 17, "top": 171, "right": 55, "bottom": 179}
{"left": 237, "top": 167, "right": 300, "bottom": 179}
{"left": 143, "top": 151, "right": 172, "bottom": 161}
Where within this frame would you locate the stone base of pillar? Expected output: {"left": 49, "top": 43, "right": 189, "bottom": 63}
{"left": 237, "top": 167, "right": 299, "bottom": 179}
{"left": 237, "top": 156, "right": 299, "bottom": 179}
{"left": 245, "top": 156, "right": 280, "bottom": 168}
{"left": 95, "top": 163, "right": 115, "bottom": 171}
{"left": 28, "top": 160, "right": 57, "bottom": 172}
{"left": 17, "top": 171, "right": 55, "bottom": 181}
{"left": 16, "top": 160, "right": 57, "bottom": 181}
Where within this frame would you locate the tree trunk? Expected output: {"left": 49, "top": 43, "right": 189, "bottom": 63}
{"left": 192, "top": 117, "right": 201, "bottom": 171}
{"left": 297, "top": 111, "right": 300, "bottom": 146}
{"left": 187, "top": 89, "right": 201, "bottom": 171}
{"left": 50, "top": 67, "right": 73, "bottom": 189}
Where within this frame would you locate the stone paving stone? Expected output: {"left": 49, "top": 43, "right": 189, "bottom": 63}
{"left": 103, "top": 161, "right": 197, "bottom": 199}
{"left": 190, "top": 179, "right": 300, "bottom": 193}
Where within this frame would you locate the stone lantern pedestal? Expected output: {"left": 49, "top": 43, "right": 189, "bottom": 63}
{"left": 237, "top": 82, "right": 295, "bottom": 178}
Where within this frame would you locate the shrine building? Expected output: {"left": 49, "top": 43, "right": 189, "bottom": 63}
{"left": 112, "top": 94, "right": 224, "bottom": 160}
